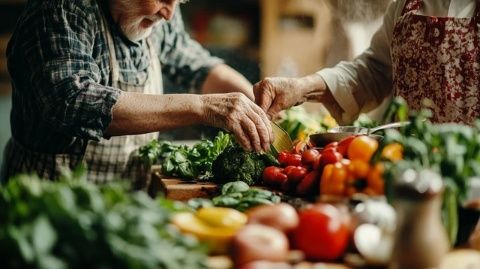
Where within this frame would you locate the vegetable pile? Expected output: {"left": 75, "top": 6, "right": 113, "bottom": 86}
{"left": 140, "top": 132, "right": 278, "bottom": 185}
{"left": 262, "top": 135, "right": 387, "bottom": 198}
{"left": 0, "top": 169, "right": 208, "bottom": 269}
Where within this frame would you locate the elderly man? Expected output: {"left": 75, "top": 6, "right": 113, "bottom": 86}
{"left": 2, "top": 0, "right": 272, "bottom": 182}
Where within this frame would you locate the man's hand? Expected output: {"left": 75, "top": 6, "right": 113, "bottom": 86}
{"left": 200, "top": 93, "right": 273, "bottom": 152}
{"left": 253, "top": 74, "right": 331, "bottom": 119}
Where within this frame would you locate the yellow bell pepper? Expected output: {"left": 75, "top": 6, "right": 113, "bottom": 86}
{"left": 381, "top": 143, "right": 403, "bottom": 162}
{"left": 171, "top": 207, "right": 247, "bottom": 254}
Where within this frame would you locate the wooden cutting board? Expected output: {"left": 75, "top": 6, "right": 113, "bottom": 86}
{"left": 150, "top": 169, "right": 220, "bottom": 201}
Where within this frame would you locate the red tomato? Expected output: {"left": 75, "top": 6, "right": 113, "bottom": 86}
{"left": 296, "top": 170, "right": 320, "bottom": 196}
{"left": 293, "top": 204, "right": 350, "bottom": 261}
{"left": 337, "top": 135, "right": 356, "bottom": 157}
{"left": 312, "top": 154, "right": 322, "bottom": 171}
{"left": 285, "top": 153, "right": 302, "bottom": 166}
{"left": 324, "top": 141, "right": 338, "bottom": 150}
{"left": 285, "top": 166, "right": 308, "bottom": 182}
{"left": 320, "top": 148, "right": 342, "bottom": 166}
{"left": 277, "top": 151, "right": 290, "bottom": 166}
{"left": 262, "top": 166, "right": 287, "bottom": 187}
{"left": 302, "top": 149, "right": 321, "bottom": 165}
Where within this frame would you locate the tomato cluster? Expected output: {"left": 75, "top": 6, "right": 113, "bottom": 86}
{"left": 263, "top": 135, "right": 387, "bottom": 198}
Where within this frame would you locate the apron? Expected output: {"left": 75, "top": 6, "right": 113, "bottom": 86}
{"left": 2, "top": 8, "right": 163, "bottom": 183}
{"left": 392, "top": 0, "right": 480, "bottom": 124}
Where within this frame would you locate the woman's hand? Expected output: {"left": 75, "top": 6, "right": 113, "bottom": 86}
{"left": 200, "top": 93, "right": 273, "bottom": 152}
{"left": 253, "top": 74, "right": 331, "bottom": 119}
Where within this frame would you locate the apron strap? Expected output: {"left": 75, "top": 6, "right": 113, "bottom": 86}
{"left": 97, "top": 1, "right": 120, "bottom": 88}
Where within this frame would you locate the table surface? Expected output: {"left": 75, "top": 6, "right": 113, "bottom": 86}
{"left": 206, "top": 249, "right": 480, "bottom": 269}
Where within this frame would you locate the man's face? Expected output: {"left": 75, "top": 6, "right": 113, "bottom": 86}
{"left": 115, "top": 0, "right": 180, "bottom": 42}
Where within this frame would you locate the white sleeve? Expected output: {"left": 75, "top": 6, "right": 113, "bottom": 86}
{"left": 317, "top": 0, "right": 406, "bottom": 124}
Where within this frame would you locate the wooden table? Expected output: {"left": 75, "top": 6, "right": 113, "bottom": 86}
{"left": 205, "top": 249, "right": 480, "bottom": 269}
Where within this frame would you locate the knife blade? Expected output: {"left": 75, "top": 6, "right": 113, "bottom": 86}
{"left": 271, "top": 121, "right": 293, "bottom": 153}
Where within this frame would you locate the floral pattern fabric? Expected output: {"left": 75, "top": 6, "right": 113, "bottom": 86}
{"left": 392, "top": 0, "right": 480, "bottom": 123}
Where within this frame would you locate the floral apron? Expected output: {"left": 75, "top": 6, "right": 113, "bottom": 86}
{"left": 2, "top": 8, "right": 162, "bottom": 183}
{"left": 392, "top": 0, "right": 480, "bottom": 123}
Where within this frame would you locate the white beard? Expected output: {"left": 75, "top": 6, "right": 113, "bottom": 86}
{"left": 120, "top": 16, "right": 160, "bottom": 42}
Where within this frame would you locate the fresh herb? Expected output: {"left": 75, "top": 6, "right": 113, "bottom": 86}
{"left": 377, "top": 99, "right": 480, "bottom": 244}
{"left": 139, "top": 132, "right": 233, "bottom": 181}
{"left": 0, "top": 168, "right": 207, "bottom": 269}
{"left": 188, "top": 181, "right": 281, "bottom": 212}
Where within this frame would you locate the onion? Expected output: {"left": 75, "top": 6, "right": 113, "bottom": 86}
{"left": 246, "top": 203, "right": 299, "bottom": 233}
{"left": 230, "top": 224, "right": 289, "bottom": 267}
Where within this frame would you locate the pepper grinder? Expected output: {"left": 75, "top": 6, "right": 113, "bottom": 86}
{"left": 389, "top": 169, "right": 450, "bottom": 269}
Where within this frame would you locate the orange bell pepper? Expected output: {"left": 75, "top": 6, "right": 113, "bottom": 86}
{"left": 320, "top": 162, "right": 348, "bottom": 196}
{"left": 366, "top": 163, "right": 385, "bottom": 195}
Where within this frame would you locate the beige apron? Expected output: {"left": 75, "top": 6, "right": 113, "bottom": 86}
{"left": 84, "top": 12, "right": 163, "bottom": 183}
{"left": 2, "top": 9, "right": 162, "bottom": 183}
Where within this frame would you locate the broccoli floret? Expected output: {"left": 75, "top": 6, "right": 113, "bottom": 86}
{"left": 212, "top": 146, "right": 266, "bottom": 185}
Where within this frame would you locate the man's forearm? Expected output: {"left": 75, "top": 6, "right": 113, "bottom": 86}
{"left": 201, "top": 64, "right": 254, "bottom": 100}
{"left": 105, "top": 92, "right": 204, "bottom": 136}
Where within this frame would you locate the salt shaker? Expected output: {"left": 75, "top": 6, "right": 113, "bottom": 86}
{"left": 389, "top": 169, "right": 450, "bottom": 269}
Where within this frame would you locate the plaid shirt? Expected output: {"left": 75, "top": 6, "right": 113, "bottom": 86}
{"left": 6, "top": 0, "right": 222, "bottom": 154}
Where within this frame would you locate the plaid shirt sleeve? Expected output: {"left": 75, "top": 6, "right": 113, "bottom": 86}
{"left": 155, "top": 8, "right": 224, "bottom": 93}
{"left": 12, "top": 1, "right": 121, "bottom": 141}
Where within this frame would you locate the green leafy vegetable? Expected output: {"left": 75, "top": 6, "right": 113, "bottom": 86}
{"left": 211, "top": 146, "right": 267, "bottom": 186}
{"left": 0, "top": 168, "right": 207, "bottom": 269}
{"left": 139, "top": 132, "right": 233, "bottom": 181}
{"left": 188, "top": 181, "right": 281, "bottom": 212}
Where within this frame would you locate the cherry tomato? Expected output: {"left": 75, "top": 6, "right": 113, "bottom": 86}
{"left": 285, "top": 153, "right": 302, "bottom": 166}
{"left": 262, "top": 166, "right": 287, "bottom": 187}
{"left": 296, "top": 170, "right": 320, "bottom": 196}
{"left": 293, "top": 204, "right": 350, "bottom": 261}
{"left": 277, "top": 151, "right": 290, "bottom": 166}
{"left": 320, "top": 148, "right": 342, "bottom": 166}
{"left": 337, "top": 135, "right": 356, "bottom": 157}
{"left": 302, "top": 149, "right": 321, "bottom": 165}
{"left": 347, "top": 135, "right": 379, "bottom": 162}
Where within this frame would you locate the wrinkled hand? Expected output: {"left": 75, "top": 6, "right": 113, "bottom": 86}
{"left": 200, "top": 93, "right": 273, "bottom": 152}
{"left": 253, "top": 77, "right": 309, "bottom": 119}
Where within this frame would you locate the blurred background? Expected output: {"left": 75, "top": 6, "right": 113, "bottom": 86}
{"left": 0, "top": 0, "right": 391, "bottom": 171}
